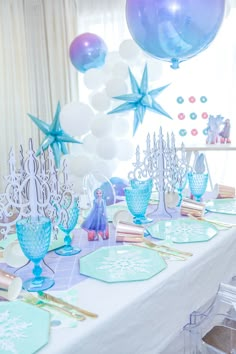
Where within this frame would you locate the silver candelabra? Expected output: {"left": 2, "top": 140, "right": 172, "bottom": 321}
{"left": 128, "top": 127, "right": 189, "bottom": 219}
{"left": 0, "top": 139, "right": 77, "bottom": 238}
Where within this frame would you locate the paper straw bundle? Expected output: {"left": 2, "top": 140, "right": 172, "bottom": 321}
{"left": 180, "top": 198, "right": 205, "bottom": 218}
{"left": 215, "top": 184, "right": 235, "bottom": 199}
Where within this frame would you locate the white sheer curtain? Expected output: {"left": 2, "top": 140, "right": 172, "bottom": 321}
{"left": 76, "top": 0, "right": 128, "bottom": 50}
{"left": 0, "top": 0, "right": 79, "bottom": 192}
{"left": 0, "top": 0, "right": 35, "bottom": 190}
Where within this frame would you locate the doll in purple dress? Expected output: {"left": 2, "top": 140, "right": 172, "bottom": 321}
{"left": 219, "top": 119, "right": 231, "bottom": 144}
{"left": 81, "top": 188, "right": 109, "bottom": 241}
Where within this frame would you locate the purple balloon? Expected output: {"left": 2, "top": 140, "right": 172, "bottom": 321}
{"left": 126, "top": 0, "right": 225, "bottom": 69}
{"left": 69, "top": 33, "right": 108, "bottom": 73}
{"left": 100, "top": 177, "right": 129, "bottom": 205}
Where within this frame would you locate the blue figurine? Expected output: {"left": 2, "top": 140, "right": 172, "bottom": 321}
{"left": 81, "top": 188, "right": 109, "bottom": 241}
{"left": 219, "top": 119, "right": 231, "bottom": 144}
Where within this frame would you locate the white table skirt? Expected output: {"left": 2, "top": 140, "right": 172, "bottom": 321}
{"left": 41, "top": 214, "right": 236, "bottom": 354}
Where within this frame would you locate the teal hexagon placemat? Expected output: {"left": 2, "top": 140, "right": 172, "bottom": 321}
{"left": 0, "top": 301, "right": 50, "bottom": 354}
{"left": 206, "top": 199, "right": 236, "bottom": 214}
{"left": 148, "top": 218, "right": 218, "bottom": 243}
{"left": 80, "top": 245, "right": 167, "bottom": 283}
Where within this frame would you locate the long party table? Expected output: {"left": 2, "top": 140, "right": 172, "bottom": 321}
{"left": 35, "top": 212, "right": 236, "bottom": 354}
{"left": 1, "top": 207, "right": 236, "bottom": 354}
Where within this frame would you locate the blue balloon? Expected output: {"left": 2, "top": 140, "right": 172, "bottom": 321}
{"left": 100, "top": 177, "right": 129, "bottom": 206}
{"left": 69, "top": 33, "right": 107, "bottom": 73}
{"left": 126, "top": 0, "right": 225, "bottom": 69}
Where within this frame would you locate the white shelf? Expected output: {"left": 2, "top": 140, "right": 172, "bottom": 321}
{"left": 177, "top": 144, "right": 236, "bottom": 152}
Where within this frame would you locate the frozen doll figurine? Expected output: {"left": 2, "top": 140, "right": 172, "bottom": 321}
{"left": 219, "top": 119, "right": 231, "bottom": 144}
{"left": 81, "top": 188, "right": 109, "bottom": 241}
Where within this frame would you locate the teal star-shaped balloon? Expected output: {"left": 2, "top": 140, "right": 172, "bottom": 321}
{"left": 108, "top": 64, "right": 172, "bottom": 135}
{"left": 28, "top": 102, "right": 82, "bottom": 168}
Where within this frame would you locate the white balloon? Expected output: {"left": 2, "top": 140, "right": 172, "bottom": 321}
{"left": 82, "top": 133, "right": 98, "bottom": 154}
{"left": 230, "top": 0, "right": 236, "bottom": 7}
{"left": 146, "top": 59, "right": 163, "bottom": 82}
{"left": 60, "top": 102, "right": 95, "bottom": 137}
{"left": 70, "top": 175, "right": 85, "bottom": 194}
{"left": 99, "top": 66, "right": 112, "bottom": 84}
{"left": 67, "top": 155, "right": 93, "bottom": 177}
{"left": 69, "top": 143, "right": 86, "bottom": 156}
{"left": 83, "top": 68, "right": 106, "bottom": 90}
{"left": 225, "top": 0, "right": 232, "bottom": 17}
{"left": 92, "top": 159, "right": 116, "bottom": 179}
{"left": 112, "top": 116, "right": 130, "bottom": 137}
{"left": 96, "top": 137, "right": 117, "bottom": 160}
{"left": 112, "top": 61, "right": 129, "bottom": 80}
{"left": 116, "top": 139, "right": 135, "bottom": 161}
{"left": 90, "top": 90, "right": 111, "bottom": 112}
{"left": 119, "top": 39, "right": 141, "bottom": 61}
{"left": 105, "top": 78, "right": 128, "bottom": 98}
{"left": 91, "top": 114, "right": 113, "bottom": 137}
{"left": 102, "top": 52, "right": 123, "bottom": 82}
{"left": 104, "top": 51, "right": 122, "bottom": 69}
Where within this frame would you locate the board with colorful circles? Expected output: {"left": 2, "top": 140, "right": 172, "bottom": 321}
{"left": 176, "top": 95, "right": 209, "bottom": 140}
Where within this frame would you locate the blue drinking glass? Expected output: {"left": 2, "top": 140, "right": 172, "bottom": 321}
{"left": 130, "top": 178, "right": 153, "bottom": 200}
{"left": 55, "top": 202, "right": 81, "bottom": 256}
{"left": 16, "top": 216, "right": 54, "bottom": 292}
{"left": 175, "top": 174, "right": 188, "bottom": 207}
{"left": 188, "top": 172, "right": 209, "bottom": 202}
{"left": 125, "top": 187, "right": 152, "bottom": 225}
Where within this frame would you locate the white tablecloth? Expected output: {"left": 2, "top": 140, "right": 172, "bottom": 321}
{"left": 41, "top": 214, "right": 236, "bottom": 354}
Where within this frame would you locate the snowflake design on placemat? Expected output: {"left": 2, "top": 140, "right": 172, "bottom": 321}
{"left": 97, "top": 252, "right": 152, "bottom": 280}
{"left": 172, "top": 222, "right": 207, "bottom": 242}
{"left": 149, "top": 219, "right": 217, "bottom": 243}
{"left": 0, "top": 310, "right": 32, "bottom": 354}
{"left": 174, "top": 224, "right": 196, "bottom": 235}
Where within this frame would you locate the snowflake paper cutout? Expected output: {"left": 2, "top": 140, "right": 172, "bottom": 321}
{"left": 0, "top": 310, "right": 32, "bottom": 354}
{"left": 97, "top": 252, "right": 152, "bottom": 280}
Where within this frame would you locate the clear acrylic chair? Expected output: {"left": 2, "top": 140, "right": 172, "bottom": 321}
{"left": 184, "top": 282, "right": 236, "bottom": 354}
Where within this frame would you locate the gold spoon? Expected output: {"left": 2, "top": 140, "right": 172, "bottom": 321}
{"left": 188, "top": 213, "right": 234, "bottom": 228}
{"left": 38, "top": 291, "right": 98, "bottom": 318}
{"left": 21, "top": 292, "right": 86, "bottom": 321}
{"left": 143, "top": 238, "right": 193, "bottom": 257}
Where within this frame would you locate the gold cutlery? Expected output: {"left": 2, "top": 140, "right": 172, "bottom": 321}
{"left": 188, "top": 213, "right": 235, "bottom": 228}
{"left": 143, "top": 238, "right": 193, "bottom": 257}
{"left": 157, "top": 250, "right": 186, "bottom": 261}
{"left": 134, "top": 244, "right": 187, "bottom": 260}
{"left": 38, "top": 291, "right": 98, "bottom": 318}
{"left": 22, "top": 293, "right": 85, "bottom": 321}
{"left": 202, "top": 218, "right": 235, "bottom": 228}
{"left": 132, "top": 239, "right": 191, "bottom": 260}
{"left": 35, "top": 300, "right": 86, "bottom": 321}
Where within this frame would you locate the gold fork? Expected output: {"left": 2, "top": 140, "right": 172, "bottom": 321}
{"left": 36, "top": 300, "right": 86, "bottom": 321}
{"left": 134, "top": 240, "right": 189, "bottom": 260}
{"left": 188, "top": 213, "right": 234, "bottom": 228}
{"left": 143, "top": 238, "right": 193, "bottom": 257}
{"left": 38, "top": 291, "right": 98, "bottom": 318}
{"left": 135, "top": 244, "right": 187, "bottom": 260}
{"left": 22, "top": 292, "right": 86, "bottom": 321}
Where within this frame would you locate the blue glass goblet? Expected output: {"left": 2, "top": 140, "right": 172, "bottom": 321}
{"left": 130, "top": 178, "right": 153, "bottom": 200}
{"left": 55, "top": 203, "right": 81, "bottom": 256}
{"left": 175, "top": 174, "right": 188, "bottom": 207}
{"left": 16, "top": 216, "right": 54, "bottom": 292}
{"left": 125, "top": 187, "right": 152, "bottom": 225}
{"left": 188, "top": 172, "right": 208, "bottom": 202}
